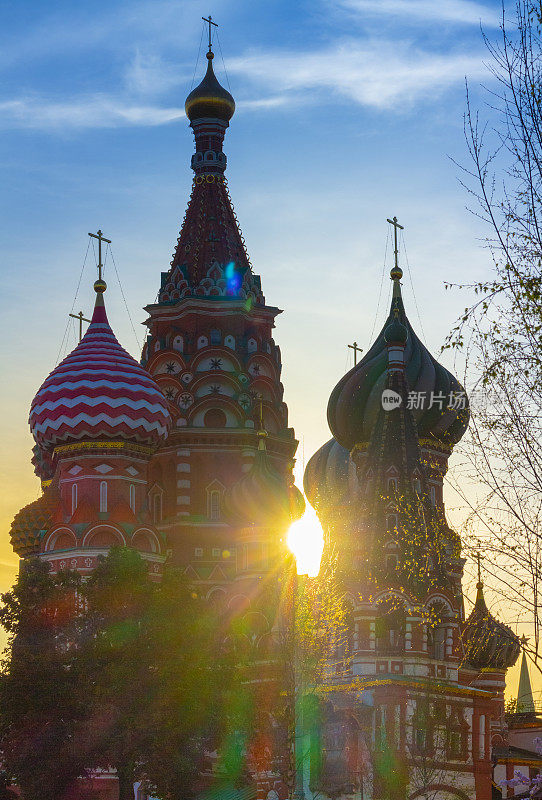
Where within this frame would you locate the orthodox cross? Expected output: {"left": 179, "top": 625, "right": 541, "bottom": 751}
{"left": 88, "top": 229, "right": 111, "bottom": 282}
{"left": 387, "top": 215, "right": 404, "bottom": 271}
{"left": 202, "top": 15, "right": 218, "bottom": 52}
{"left": 69, "top": 310, "right": 91, "bottom": 342}
{"left": 476, "top": 549, "right": 482, "bottom": 583}
{"left": 348, "top": 341, "right": 363, "bottom": 366}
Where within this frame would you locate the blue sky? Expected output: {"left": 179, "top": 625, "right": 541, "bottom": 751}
{"left": 1, "top": 0, "right": 519, "bottom": 644}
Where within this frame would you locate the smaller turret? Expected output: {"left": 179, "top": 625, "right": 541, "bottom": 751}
{"left": 462, "top": 579, "right": 520, "bottom": 671}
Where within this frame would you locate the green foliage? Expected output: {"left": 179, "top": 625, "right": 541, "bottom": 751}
{"left": 0, "top": 548, "right": 231, "bottom": 800}
{"left": 446, "top": 0, "right": 542, "bottom": 669}
{"left": 0, "top": 559, "right": 89, "bottom": 800}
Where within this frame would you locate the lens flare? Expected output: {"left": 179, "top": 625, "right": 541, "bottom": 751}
{"left": 287, "top": 505, "right": 324, "bottom": 577}
{"left": 225, "top": 261, "right": 241, "bottom": 294}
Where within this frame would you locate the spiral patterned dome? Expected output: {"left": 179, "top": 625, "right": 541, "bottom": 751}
{"left": 29, "top": 291, "right": 171, "bottom": 450}
{"left": 185, "top": 52, "right": 235, "bottom": 123}
{"left": 327, "top": 278, "right": 469, "bottom": 451}
{"left": 10, "top": 490, "right": 57, "bottom": 556}
{"left": 303, "top": 438, "right": 356, "bottom": 513}
{"left": 462, "top": 583, "right": 520, "bottom": 670}
{"left": 227, "top": 436, "right": 305, "bottom": 527}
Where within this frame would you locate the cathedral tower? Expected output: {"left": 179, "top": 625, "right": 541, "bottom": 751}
{"left": 305, "top": 238, "right": 519, "bottom": 800}
{"left": 12, "top": 272, "right": 171, "bottom": 579}
{"left": 141, "top": 40, "right": 303, "bottom": 591}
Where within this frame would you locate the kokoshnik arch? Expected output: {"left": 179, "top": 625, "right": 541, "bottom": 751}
{"left": 9, "top": 20, "right": 523, "bottom": 800}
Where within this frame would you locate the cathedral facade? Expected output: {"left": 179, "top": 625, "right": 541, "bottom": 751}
{"left": 9, "top": 32, "right": 523, "bottom": 800}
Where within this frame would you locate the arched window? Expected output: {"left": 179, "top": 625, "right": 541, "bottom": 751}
{"left": 427, "top": 600, "right": 450, "bottom": 659}
{"left": 430, "top": 485, "right": 437, "bottom": 506}
{"left": 129, "top": 484, "right": 136, "bottom": 513}
{"left": 413, "top": 478, "right": 421, "bottom": 494}
{"left": 210, "top": 328, "right": 221, "bottom": 345}
{"left": 375, "top": 601, "right": 405, "bottom": 654}
{"left": 386, "top": 554, "right": 398, "bottom": 573}
{"left": 387, "top": 514, "right": 398, "bottom": 532}
{"left": 427, "top": 625, "right": 446, "bottom": 660}
{"left": 153, "top": 493, "right": 162, "bottom": 523}
{"left": 71, "top": 483, "right": 78, "bottom": 514}
{"left": 209, "top": 490, "right": 221, "bottom": 521}
{"left": 387, "top": 477, "right": 398, "bottom": 492}
{"left": 100, "top": 481, "right": 107, "bottom": 513}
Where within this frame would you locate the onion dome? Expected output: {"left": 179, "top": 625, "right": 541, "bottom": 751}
{"left": 185, "top": 52, "right": 235, "bottom": 123}
{"left": 303, "top": 438, "right": 355, "bottom": 513}
{"left": 227, "top": 432, "right": 305, "bottom": 527}
{"left": 462, "top": 581, "right": 520, "bottom": 670}
{"left": 10, "top": 490, "right": 57, "bottom": 556}
{"left": 327, "top": 270, "right": 470, "bottom": 451}
{"left": 29, "top": 283, "right": 171, "bottom": 450}
{"left": 384, "top": 309, "right": 408, "bottom": 345}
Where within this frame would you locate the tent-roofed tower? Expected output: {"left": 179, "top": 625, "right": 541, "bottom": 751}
{"left": 142, "top": 31, "right": 301, "bottom": 583}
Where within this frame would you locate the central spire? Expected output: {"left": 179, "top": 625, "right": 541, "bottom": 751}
{"left": 157, "top": 29, "right": 262, "bottom": 301}
{"left": 184, "top": 20, "right": 235, "bottom": 176}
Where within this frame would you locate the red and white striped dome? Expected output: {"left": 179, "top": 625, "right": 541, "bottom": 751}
{"left": 30, "top": 292, "right": 171, "bottom": 449}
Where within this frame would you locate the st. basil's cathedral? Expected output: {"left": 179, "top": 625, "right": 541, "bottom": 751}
{"left": 8, "top": 27, "right": 532, "bottom": 800}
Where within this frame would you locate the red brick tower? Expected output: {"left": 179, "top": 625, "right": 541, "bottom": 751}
{"left": 141, "top": 43, "right": 303, "bottom": 592}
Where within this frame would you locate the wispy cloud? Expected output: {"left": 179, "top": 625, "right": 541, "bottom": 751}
{"left": 0, "top": 95, "right": 183, "bottom": 130}
{"left": 124, "top": 50, "right": 186, "bottom": 96}
{"left": 230, "top": 39, "right": 488, "bottom": 111}
{"left": 0, "top": 35, "right": 490, "bottom": 130}
{"left": 335, "top": 0, "right": 499, "bottom": 26}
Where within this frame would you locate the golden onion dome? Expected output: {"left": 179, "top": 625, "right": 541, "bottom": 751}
{"left": 185, "top": 52, "right": 235, "bottom": 123}
{"left": 227, "top": 439, "right": 305, "bottom": 528}
{"left": 462, "top": 582, "right": 520, "bottom": 670}
{"left": 10, "top": 490, "right": 57, "bottom": 557}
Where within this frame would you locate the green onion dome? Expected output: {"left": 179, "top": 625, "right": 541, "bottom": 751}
{"left": 185, "top": 52, "right": 235, "bottom": 123}
{"left": 227, "top": 438, "right": 305, "bottom": 528}
{"left": 384, "top": 313, "right": 408, "bottom": 345}
{"left": 10, "top": 489, "right": 57, "bottom": 557}
{"left": 327, "top": 276, "right": 470, "bottom": 451}
{"left": 462, "top": 583, "right": 520, "bottom": 670}
{"left": 303, "top": 438, "right": 356, "bottom": 513}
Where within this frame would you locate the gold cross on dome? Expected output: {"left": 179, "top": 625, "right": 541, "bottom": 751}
{"left": 202, "top": 15, "right": 218, "bottom": 52}
{"left": 69, "top": 310, "right": 91, "bottom": 342}
{"left": 387, "top": 216, "right": 404, "bottom": 271}
{"left": 88, "top": 229, "right": 111, "bottom": 282}
{"left": 348, "top": 341, "right": 363, "bottom": 366}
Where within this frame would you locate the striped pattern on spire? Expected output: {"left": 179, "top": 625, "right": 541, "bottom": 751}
{"left": 30, "top": 296, "right": 171, "bottom": 449}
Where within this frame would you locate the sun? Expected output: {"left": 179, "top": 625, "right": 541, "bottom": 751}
{"left": 287, "top": 504, "right": 324, "bottom": 577}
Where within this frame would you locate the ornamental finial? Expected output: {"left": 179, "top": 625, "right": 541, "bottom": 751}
{"left": 387, "top": 216, "right": 404, "bottom": 282}
{"left": 202, "top": 14, "right": 218, "bottom": 54}
{"left": 88, "top": 229, "right": 111, "bottom": 296}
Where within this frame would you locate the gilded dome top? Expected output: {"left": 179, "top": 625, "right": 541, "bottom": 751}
{"left": 10, "top": 490, "right": 57, "bottom": 557}
{"left": 185, "top": 52, "right": 235, "bottom": 123}
{"left": 327, "top": 274, "right": 470, "bottom": 451}
{"left": 462, "top": 583, "right": 520, "bottom": 670}
{"left": 227, "top": 436, "right": 305, "bottom": 528}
